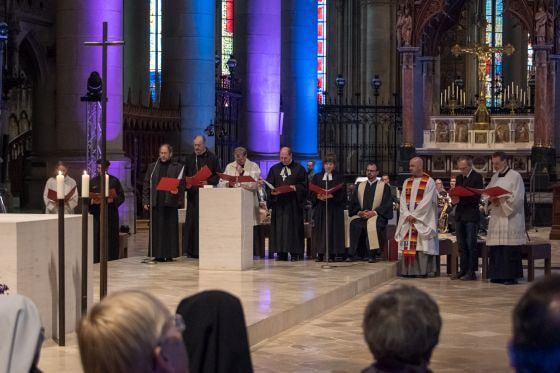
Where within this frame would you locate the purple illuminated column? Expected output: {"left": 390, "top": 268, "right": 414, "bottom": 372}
{"left": 235, "top": 0, "right": 281, "bottom": 175}
{"left": 56, "top": 0, "right": 124, "bottom": 154}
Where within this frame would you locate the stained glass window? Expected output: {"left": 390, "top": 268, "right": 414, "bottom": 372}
{"left": 317, "top": 0, "right": 327, "bottom": 104}
{"left": 221, "top": 0, "right": 234, "bottom": 75}
{"left": 485, "top": 0, "right": 503, "bottom": 107}
{"left": 149, "top": 0, "right": 162, "bottom": 102}
{"left": 527, "top": 34, "right": 533, "bottom": 81}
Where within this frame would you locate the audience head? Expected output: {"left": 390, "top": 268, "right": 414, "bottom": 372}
{"left": 492, "top": 151, "right": 508, "bottom": 172}
{"left": 509, "top": 275, "right": 560, "bottom": 372}
{"left": 193, "top": 135, "right": 207, "bottom": 156}
{"left": 381, "top": 174, "right": 390, "bottom": 185}
{"left": 96, "top": 159, "right": 110, "bottom": 175}
{"left": 450, "top": 177, "right": 456, "bottom": 189}
{"left": 77, "top": 290, "right": 189, "bottom": 373}
{"left": 457, "top": 156, "right": 473, "bottom": 177}
{"left": 0, "top": 295, "right": 44, "bottom": 373}
{"left": 54, "top": 161, "right": 68, "bottom": 177}
{"left": 159, "top": 144, "right": 173, "bottom": 162}
{"left": 363, "top": 285, "right": 441, "bottom": 369}
{"left": 435, "top": 179, "right": 444, "bottom": 192}
{"left": 409, "top": 157, "right": 424, "bottom": 177}
{"left": 279, "top": 147, "right": 293, "bottom": 166}
{"left": 177, "top": 290, "right": 253, "bottom": 373}
{"left": 322, "top": 154, "right": 336, "bottom": 174}
{"left": 233, "top": 147, "right": 248, "bottom": 166}
{"left": 366, "top": 163, "right": 378, "bottom": 181}
{"left": 307, "top": 160, "right": 315, "bottom": 172}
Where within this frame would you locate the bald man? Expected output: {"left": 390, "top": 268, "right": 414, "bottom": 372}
{"left": 265, "top": 147, "right": 308, "bottom": 261}
{"left": 395, "top": 157, "right": 439, "bottom": 277}
{"left": 183, "top": 135, "right": 221, "bottom": 258}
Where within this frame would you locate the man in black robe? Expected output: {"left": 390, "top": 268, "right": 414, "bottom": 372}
{"left": 143, "top": 144, "right": 184, "bottom": 262}
{"left": 183, "top": 135, "right": 220, "bottom": 258}
{"left": 266, "top": 147, "right": 308, "bottom": 261}
{"left": 348, "top": 163, "right": 393, "bottom": 262}
{"left": 90, "top": 159, "right": 125, "bottom": 263}
{"left": 309, "top": 154, "right": 346, "bottom": 261}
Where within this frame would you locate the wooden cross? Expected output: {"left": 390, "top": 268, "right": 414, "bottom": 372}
{"left": 84, "top": 22, "right": 124, "bottom": 299}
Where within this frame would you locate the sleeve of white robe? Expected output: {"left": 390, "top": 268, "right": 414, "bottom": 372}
{"left": 66, "top": 177, "right": 78, "bottom": 212}
{"left": 497, "top": 172, "right": 524, "bottom": 217}
{"left": 395, "top": 179, "right": 412, "bottom": 242}
{"left": 43, "top": 178, "right": 56, "bottom": 213}
{"left": 409, "top": 178, "right": 438, "bottom": 239}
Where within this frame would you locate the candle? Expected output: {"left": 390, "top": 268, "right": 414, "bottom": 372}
{"left": 440, "top": 92, "right": 443, "bottom": 106}
{"left": 463, "top": 91, "right": 466, "bottom": 106}
{"left": 105, "top": 174, "right": 109, "bottom": 197}
{"left": 56, "top": 171, "right": 65, "bottom": 199}
{"left": 82, "top": 171, "right": 89, "bottom": 198}
{"left": 516, "top": 85, "right": 519, "bottom": 99}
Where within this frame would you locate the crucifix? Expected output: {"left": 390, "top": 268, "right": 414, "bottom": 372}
{"left": 84, "top": 22, "right": 124, "bottom": 299}
{"left": 451, "top": 23, "right": 515, "bottom": 129}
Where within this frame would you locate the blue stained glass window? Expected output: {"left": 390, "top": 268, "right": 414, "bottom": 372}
{"left": 317, "top": 0, "right": 327, "bottom": 104}
{"left": 485, "top": 0, "right": 503, "bottom": 107}
{"left": 149, "top": 0, "right": 162, "bottom": 103}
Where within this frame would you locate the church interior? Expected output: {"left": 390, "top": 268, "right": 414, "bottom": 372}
{"left": 1, "top": 0, "right": 560, "bottom": 372}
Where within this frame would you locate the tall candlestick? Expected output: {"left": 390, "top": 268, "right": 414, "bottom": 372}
{"left": 441, "top": 92, "right": 443, "bottom": 106}
{"left": 56, "top": 171, "right": 65, "bottom": 199}
{"left": 105, "top": 174, "right": 109, "bottom": 197}
{"left": 82, "top": 171, "right": 90, "bottom": 198}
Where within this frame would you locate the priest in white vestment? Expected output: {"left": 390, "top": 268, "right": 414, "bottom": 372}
{"left": 486, "top": 151, "right": 525, "bottom": 284}
{"left": 219, "top": 146, "right": 262, "bottom": 225}
{"left": 395, "top": 157, "right": 439, "bottom": 276}
{"left": 42, "top": 162, "right": 78, "bottom": 214}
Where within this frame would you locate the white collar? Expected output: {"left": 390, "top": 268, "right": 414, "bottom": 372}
{"left": 367, "top": 179, "right": 376, "bottom": 186}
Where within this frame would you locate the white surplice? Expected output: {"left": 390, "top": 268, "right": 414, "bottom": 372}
{"left": 395, "top": 176, "right": 439, "bottom": 255}
{"left": 219, "top": 158, "right": 262, "bottom": 224}
{"left": 486, "top": 168, "right": 526, "bottom": 246}
{"left": 42, "top": 176, "right": 78, "bottom": 214}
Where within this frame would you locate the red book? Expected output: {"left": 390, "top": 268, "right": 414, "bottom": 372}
{"left": 218, "top": 173, "right": 256, "bottom": 183}
{"left": 448, "top": 185, "right": 475, "bottom": 198}
{"left": 467, "top": 186, "right": 510, "bottom": 198}
{"left": 309, "top": 183, "right": 343, "bottom": 196}
{"left": 47, "top": 186, "right": 76, "bottom": 202}
{"left": 90, "top": 188, "right": 118, "bottom": 202}
{"left": 186, "top": 165, "right": 212, "bottom": 186}
{"left": 157, "top": 177, "right": 180, "bottom": 192}
{"left": 273, "top": 185, "right": 295, "bottom": 195}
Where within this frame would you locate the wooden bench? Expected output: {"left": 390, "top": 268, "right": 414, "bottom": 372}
{"left": 435, "top": 238, "right": 458, "bottom": 277}
{"left": 479, "top": 241, "right": 551, "bottom": 281}
{"left": 253, "top": 223, "right": 313, "bottom": 259}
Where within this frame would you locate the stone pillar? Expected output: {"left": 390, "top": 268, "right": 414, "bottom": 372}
{"left": 420, "top": 57, "right": 437, "bottom": 131}
{"left": 56, "top": 0, "right": 124, "bottom": 155}
{"left": 235, "top": 0, "right": 281, "bottom": 174}
{"left": 124, "top": 0, "right": 149, "bottom": 105}
{"left": 161, "top": 0, "right": 215, "bottom": 152}
{"left": 281, "top": 0, "right": 317, "bottom": 160}
{"left": 398, "top": 47, "right": 419, "bottom": 173}
{"left": 533, "top": 45, "right": 552, "bottom": 146}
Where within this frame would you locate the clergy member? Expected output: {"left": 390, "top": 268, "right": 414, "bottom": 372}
{"left": 219, "top": 146, "right": 262, "bottom": 224}
{"left": 89, "top": 160, "right": 125, "bottom": 263}
{"left": 486, "top": 151, "right": 525, "bottom": 285}
{"left": 266, "top": 147, "right": 308, "bottom": 261}
{"left": 310, "top": 153, "right": 346, "bottom": 262}
{"left": 43, "top": 162, "right": 78, "bottom": 214}
{"left": 348, "top": 163, "right": 393, "bottom": 262}
{"left": 450, "top": 156, "right": 483, "bottom": 280}
{"left": 183, "top": 135, "right": 220, "bottom": 258}
{"left": 395, "top": 157, "right": 439, "bottom": 276}
{"left": 143, "top": 144, "right": 184, "bottom": 262}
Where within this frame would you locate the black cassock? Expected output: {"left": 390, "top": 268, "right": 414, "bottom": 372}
{"left": 89, "top": 174, "right": 125, "bottom": 263}
{"left": 143, "top": 159, "right": 184, "bottom": 259}
{"left": 309, "top": 171, "right": 346, "bottom": 256}
{"left": 266, "top": 161, "right": 308, "bottom": 255}
{"left": 348, "top": 180, "right": 393, "bottom": 257}
{"left": 183, "top": 150, "right": 220, "bottom": 258}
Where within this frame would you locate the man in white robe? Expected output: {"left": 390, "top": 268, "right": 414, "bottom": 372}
{"left": 395, "top": 157, "right": 439, "bottom": 276}
{"left": 42, "top": 162, "right": 78, "bottom": 214}
{"left": 219, "top": 146, "right": 262, "bottom": 225}
{"left": 486, "top": 151, "right": 525, "bottom": 285}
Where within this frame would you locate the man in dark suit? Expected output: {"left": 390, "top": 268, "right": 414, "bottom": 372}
{"left": 450, "top": 156, "right": 483, "bottom": 280}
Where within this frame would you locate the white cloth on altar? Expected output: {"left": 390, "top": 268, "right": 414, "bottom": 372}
{"left": 219, "top": 159, "right": 261, "bottom": 225}
{"left": 395, "top": 176, "right": 439, "bottom": 255}
{"left": 42, "top": 176, "right": 78, "bottom": 214}
{"left": 486, "top": 168, "right": 526, "bottom": 246}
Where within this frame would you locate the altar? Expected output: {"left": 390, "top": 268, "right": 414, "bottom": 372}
{"left": 0, "top": 214, "right": 93, "bottom": 339}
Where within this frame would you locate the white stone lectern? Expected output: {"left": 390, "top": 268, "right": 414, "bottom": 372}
{"left": 0, "top": 214, "right": 93, "bottom": 339}
{"left": 199, "top": 188, "right": 254, "bottom": 270}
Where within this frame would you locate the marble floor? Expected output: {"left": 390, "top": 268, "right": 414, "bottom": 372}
{"left": 38, "top": 227, "right": 558, "bottom": 372}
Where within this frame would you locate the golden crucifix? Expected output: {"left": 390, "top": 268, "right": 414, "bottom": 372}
{"left": 451, "top": 31, "right": 515, "bottom": 129}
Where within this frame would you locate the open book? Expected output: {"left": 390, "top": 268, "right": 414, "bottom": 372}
{"left": 309, "top": 183, "right": 343, "bottom": 196}
{"left": 47, "top": 186, "right": 76, "bottom": 202}
{"left": 218, "top": 173, "right": 256, "bottom": 183}
{"left": 186, "top": 165, "right": 212, "bottom": 186}
{"left": 449, "top": 185, "right": 510, "bottom": 198}
{"left": 263, "top": 179, "right": 295, "bottom": 195}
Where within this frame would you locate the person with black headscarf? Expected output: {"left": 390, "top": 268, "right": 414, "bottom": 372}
{"left": 176, "top": 290, "right": 253, "bottom": 373}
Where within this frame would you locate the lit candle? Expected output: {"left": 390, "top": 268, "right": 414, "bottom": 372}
{"left": 516, "top": 85, "right": 519, "bottom": 99}
{"left": 105, "top": 174, "right": 109, "bottom": 197}
{"left": 82, "top": 171, "right": 89, "bottom": 198}
{"left": 440, "top": 92, "right": 443, "bottom": 106}
{"left": 56, "top": 171, "right": 65, "bottom": 200}
{"left": 463, "top": 91, "right": 466, "bottom": 106}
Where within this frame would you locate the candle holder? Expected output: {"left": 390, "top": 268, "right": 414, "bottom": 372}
{"left": 57, "top": 197, "right": 65, "bottom": 346}
{"left": 81, "top": 196, "right": 89, "bottom": 316}
{"left": 507, "top": 97, "right": 519, "bottom": 114}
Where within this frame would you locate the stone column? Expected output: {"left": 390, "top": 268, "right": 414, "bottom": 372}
{"left": 533, "top": 45, "right": 552, "bottom": 146}
{"left": 235, "top": 0, "right": 281, "bottom": 174}
{"left": 161, "top": 0, "right": 215, "bottom": 152}
{"left": 281, "top": 0, "right": 317, "bottom": 160}
{"left": 56, "top": 0, "right": 124, "bottom": 155}
{"left": 420, "top": 57, "right": 437, "bottom": 131}
{"left": 124, "top": 0, "right": 149, "bottom": 105}
{"left": 398, "top": 47, "right": 419, "bottom": 173}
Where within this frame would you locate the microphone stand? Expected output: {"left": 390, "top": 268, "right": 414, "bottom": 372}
{"left": 142, "top": 158, "right": 159, "bottom": 264}
{"left": 321, "top": 177, "right": 331, "bottom": 269}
